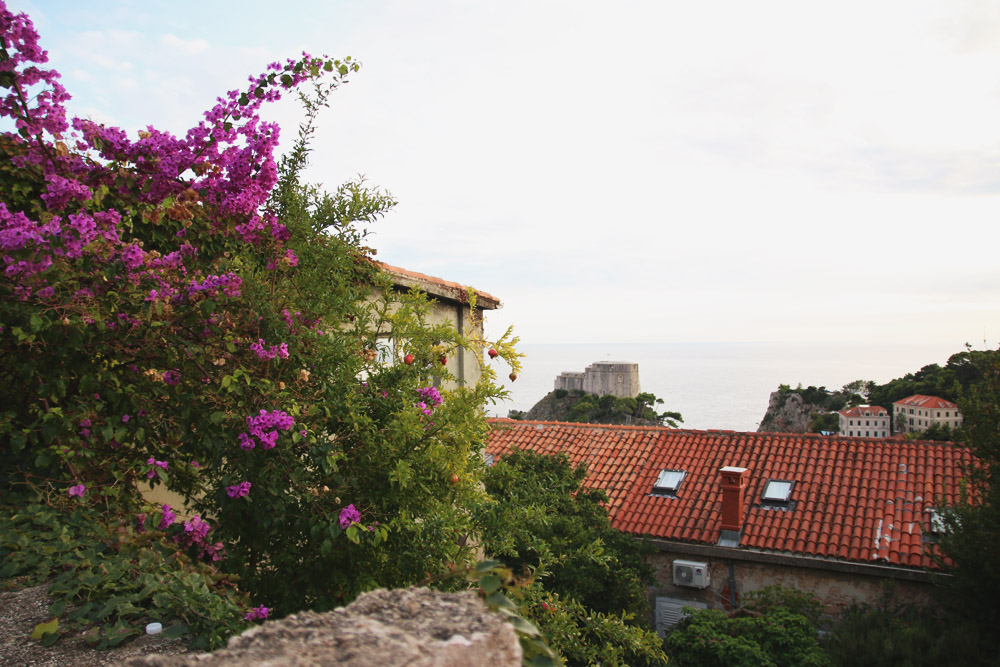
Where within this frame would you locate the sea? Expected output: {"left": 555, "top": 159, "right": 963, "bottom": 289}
{"left": 486, "top": 341, "right": 972, "bottom": 432}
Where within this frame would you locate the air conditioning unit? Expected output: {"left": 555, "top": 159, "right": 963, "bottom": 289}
{"left": 673, "top": 560, "right": 710, "bottom": 588}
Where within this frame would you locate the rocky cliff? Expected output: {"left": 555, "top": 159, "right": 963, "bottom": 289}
{"left": 758, "top": 390, "right": 825, "bottom": 433}
{"left": 516, "top": 390, "right": 581, "bottom": 422}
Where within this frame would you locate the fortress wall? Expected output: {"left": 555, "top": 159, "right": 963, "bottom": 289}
{"left": 582, "top": 362, "right": 640, "bottom": 398}
{"left": 555, "top": 372, "right": 585, "bottom": 392}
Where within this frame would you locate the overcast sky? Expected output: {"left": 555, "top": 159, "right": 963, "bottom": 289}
{"left": 8, "top": 0, "right": 1000, "bottom": 346}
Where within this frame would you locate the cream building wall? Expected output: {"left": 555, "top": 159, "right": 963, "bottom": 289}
{"left": 838, "top": 406, "right": 890, "bottom": 438}
{"left": 379, "top": 263, "right": 500, "bottom": 388}
{"left": 892, "top": 395, "right": 963, "bottom": 434}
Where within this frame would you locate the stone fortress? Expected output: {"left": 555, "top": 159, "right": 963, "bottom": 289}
{"left": 554, "top": 361, "right": 641, "bottom": 398}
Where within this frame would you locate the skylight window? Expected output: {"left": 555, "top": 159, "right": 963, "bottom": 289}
{"left": 762, "top": 479, "right": 794, "bottom": 503}
{"left": 652, "top": 469, "right": 686, "bottom": 496}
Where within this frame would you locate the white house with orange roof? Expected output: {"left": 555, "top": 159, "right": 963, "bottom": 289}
{"left": 378, "top": 263, "right": 500, "bottom": 388}
{"left": 838, "top": 405, "right": 890, "bottom": 438}
{"left": 893, "top": 395, "right": 963, "bottom": 434}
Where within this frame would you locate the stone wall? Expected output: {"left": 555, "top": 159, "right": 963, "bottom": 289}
{"left": 554, "top": 362, "right": 640, "bottom": 398}
{"left": 644, "top": 546, "right": 935, "bottom": 631}
{"left": 125, "top": 587, "right": 521, "bottom": 667}
{"left": 554, "top": 371, "right": 585, "bottom": 392}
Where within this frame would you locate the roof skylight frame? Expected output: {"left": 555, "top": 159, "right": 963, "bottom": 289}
{"left": 761, "top": 479, "right": 795, "bottom": 504}
{"left": 651, "top": 469, "right": 686, "bottom": 497}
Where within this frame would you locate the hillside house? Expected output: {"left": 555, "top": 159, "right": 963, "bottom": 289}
{"left": 378, "top": 263, "right": 500, "bottom": 388}
{"left": 838, "top": 405, "right": 890, "bottom": 438}
{"left": 893, "top": 394, "right": 963, "bottom": 434}
{"left": 485, "top": 418, "right": 974, "bottom": 636}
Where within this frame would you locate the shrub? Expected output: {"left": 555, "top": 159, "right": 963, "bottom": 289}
{"left": 0, "top": 0, "right": 521, "bottom": 648}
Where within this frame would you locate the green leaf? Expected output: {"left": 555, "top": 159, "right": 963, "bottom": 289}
{"left": 507, "top": 615, "right": 540, "bottom": 636}
{"left": 475, "top": 560, "right": 501, "bottom": 572}
{"left": 31, "top": 618, "right": 59, "bottom": 640}
{"left": 346, "top": 525, "right": 360, "bottom": 544}
{"left": 485, "top": 591, "right": 518, "bottom": 610}
{"left": 280, "top": 74, "right": 293, "bottom": 86}
{"left": 48, "top": 599, "right": 67, "bottom": 616}
{"left": 105, "top": 622, "right": 137, "bottom": 647}
{"left": 161, "top": 624, "right": 188, "bottom": 639}
{"left": 479, "top": 573, "right": 502, "bottom": 594}
{"left": 41, "top": 630, "right": 60, "bottom": 647}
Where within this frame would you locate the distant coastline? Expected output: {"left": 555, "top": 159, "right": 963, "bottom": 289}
{"left": 492, "top": 341, "right": 968, "bottom": 431}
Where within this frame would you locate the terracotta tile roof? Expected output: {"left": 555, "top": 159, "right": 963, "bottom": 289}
{"left": 839, "top": 405, "right": 888, "bottom": 417}
{"left": 485, "top": 418, "right": 977, "bottom": 570}
{"left": 379, "top": 262, "right": 500, "bottom": 309}
{"left": 893, "top": 395, "right": 959, "bottom": 410}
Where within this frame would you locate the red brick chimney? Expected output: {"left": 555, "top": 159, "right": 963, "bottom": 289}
{"left": 719, "top": 466, "right": 750, "bottom": 532}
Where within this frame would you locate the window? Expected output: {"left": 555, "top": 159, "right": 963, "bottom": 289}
{"left": 762, "top": 479, "right": 794, "bottom": 503}
{"left": 655, "top": 597, "right": 706, "bottom": 637}
{"left": 652, "top": 469, "right": 686, "bottom": 496}
{"left": 375, "top": 336, "right": 396, "bottom": 366}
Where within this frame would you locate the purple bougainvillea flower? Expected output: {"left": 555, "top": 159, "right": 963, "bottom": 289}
{"left": 226, "top": 481, "right": 252, "bottom": 498}
{"left": 122, "top": 414, "right": 130, "bottom": 423}
{"left": 159, "top": 504, "right": 176, "bottom": 529}
{"left": 244, "top": 605, "right": 269, "bottom": 621}
{"left": 339, "top": 504, "right": 361, "bottom": 529}
{"left": 67, "top": 483, "right": 85, "bottom": 497}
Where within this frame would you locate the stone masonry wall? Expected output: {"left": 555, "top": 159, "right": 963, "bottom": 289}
{"left": 554, "top": 362, "right": 640, "bottom": 398}
{"left": 125, "top": 587, "right": 521, "bottom": 667}
{"left": 644, "top": 548, "right": 934, "bottom": 628}
{"left": 582, "top": 362, "right": 640, "bottom": 398}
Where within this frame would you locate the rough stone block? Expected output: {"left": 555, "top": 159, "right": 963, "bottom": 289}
{"left": 122, "top": 587, "right": 521, "bottom": 667}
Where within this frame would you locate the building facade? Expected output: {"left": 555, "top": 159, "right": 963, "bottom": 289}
{"left": 838, "top": 405, "right": 890, "bottom": 438}
{"left": 892, "top": 394, "right": 963, "bottom": 434}
{"left": 378, "top": 263, "right": 500, "bottom": 388}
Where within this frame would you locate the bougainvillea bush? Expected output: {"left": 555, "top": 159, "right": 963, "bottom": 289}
{"left": 0, "top": 0, "right": 519, "bottom": 645}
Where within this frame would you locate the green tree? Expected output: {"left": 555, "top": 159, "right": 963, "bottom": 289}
{"left": 477, "top": 449, "right": 667, "bottom": 665}
{"left": 664, "top": 586, "right": 830, "bottom": 667}
{"left": 933, "top": 348, "right": 1000, "bottom": 653}
{"left": 0, "top": 5, "right": 522, "bottom": 650}
{"left": 824, "top": 585, "right": 990, "bottom": 667}
{"left": 480, "top": 449, "right": 654, "bottom": 619}
{"left": 567, "top": 391, "right": 682, "bottom": 427}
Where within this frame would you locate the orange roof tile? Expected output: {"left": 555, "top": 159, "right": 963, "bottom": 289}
{"left": 485, "top": 418, "right": 977, "bottom": 570}
{"left": 839, "top": 405, "right": 888, "bottom": 417}
{"left": 893, "top": 395, "right": 959, "bottom": 410}
{"left": 379, "top": 262, "right": 500, "bottom": 309}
